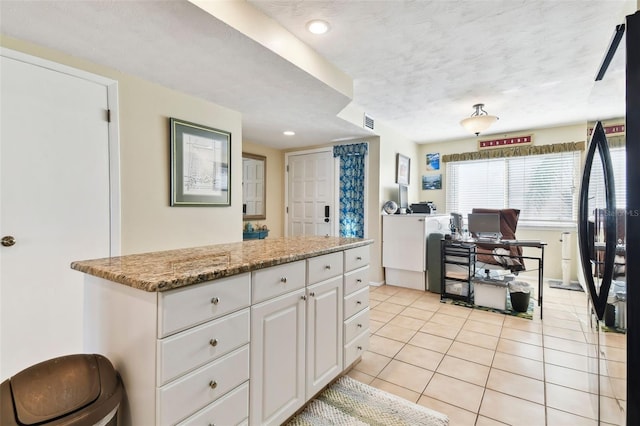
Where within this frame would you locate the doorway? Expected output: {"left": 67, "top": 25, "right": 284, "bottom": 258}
{"left": 0, "top": 49, "right": 120, "bottom": 379}
{"left": 285, "top": 149, "right": 336, "bottom": 237}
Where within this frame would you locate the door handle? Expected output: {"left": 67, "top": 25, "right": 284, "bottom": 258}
{"left": 1, "top": 236, "right": 16, "bottom": 247}
{"left": 324, "top": 205, "right": 330, "bottom": 223}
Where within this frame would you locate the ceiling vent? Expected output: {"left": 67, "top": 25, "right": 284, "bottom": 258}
{"left": 363, "top": 113, "right": 375, "bottom": 130}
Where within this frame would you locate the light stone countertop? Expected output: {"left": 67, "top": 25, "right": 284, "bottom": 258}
{"left": 71, "top": 236, "right": 373, "bottom": 292}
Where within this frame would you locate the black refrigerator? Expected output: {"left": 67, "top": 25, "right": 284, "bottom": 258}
{"left": 626, "top": 10, "right": 639, "bottom": 425}
{"left": 578, "top": 10, "right": 639, "bottom": 425}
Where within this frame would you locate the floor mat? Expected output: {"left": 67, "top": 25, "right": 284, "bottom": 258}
{"left": 286, "top": 376, "right": 449, "bottom": 426}
{"left": 548, "top": 279, "right": 584, "bottom": 291}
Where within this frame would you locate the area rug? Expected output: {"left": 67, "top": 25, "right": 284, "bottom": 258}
{"left": 548, "top": 279, "right": 584, "bottom": 292}
{"left": 440, "top": 296, "right": 535, "bottom": 320}
{"left": 286, "top": 376, "right": 449, "bottom": 426}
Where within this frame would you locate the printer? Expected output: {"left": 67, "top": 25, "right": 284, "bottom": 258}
{"left": 410, "top": 202, "right": 436, "bottom": 214}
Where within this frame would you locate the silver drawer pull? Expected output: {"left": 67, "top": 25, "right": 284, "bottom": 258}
{"left": 211, "top": 297, "right": 220, "bottom": 305}
{"left": 209, "top": 338, "right": 218, "bottom": 347}
{"left": 356, "top": 300, "right": 362, "bottom": 305}
{"left": 280, "top": 277, "right": 287, "bottom": 283}
{"left": 357, "top": 323, "right": 363, "bottom": 328}
{"left": 209, "top": 380, "right": 218, "bottom": 389}
{"left": 356, "top": 256, "right": 363, "bottom": 260}
{"left": 324, "top": 265, "right": 331, "bottom": 270}
{"left": 357, "top": 346, "right": 363, "bottom": 350}
{"left": 356, "top": 279, "right": 362, "bottom": 283}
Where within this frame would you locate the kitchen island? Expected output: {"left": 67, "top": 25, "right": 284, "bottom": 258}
{"left": 72, "top": 236, "right": 373, "bottom": 426}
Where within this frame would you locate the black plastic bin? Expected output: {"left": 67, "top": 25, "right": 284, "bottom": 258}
{"left": 1, "top": 354, "right": 123, "bottom": 426}
{"left": 509, "top": 281, "right": 531, "bottom": 313}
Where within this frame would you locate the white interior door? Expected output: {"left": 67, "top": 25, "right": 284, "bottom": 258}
{"left": 287, "top": 150, "right": 334, "bottom": 236}
{"left": 0, "top": 51, "right": 116, "bottom": 379}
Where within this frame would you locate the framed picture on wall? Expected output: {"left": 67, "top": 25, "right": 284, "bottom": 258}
{"left": 170, "top": 117, "right": 231, "bottom": 206}
{"left": 422, "top": 174, "right": 442, "bottom": 190}
{"left": 426, "top": 153, "right": 440, "bottom": 170}
{"left": 396, "top": 153, "right": 410, "bottom": 185}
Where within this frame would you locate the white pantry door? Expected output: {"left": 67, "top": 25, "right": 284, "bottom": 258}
{"left": 0, "top": 51, "right": 117, "bottom": 380}
{"left": 287, "top": 150, "right": 335, "bottom": 237}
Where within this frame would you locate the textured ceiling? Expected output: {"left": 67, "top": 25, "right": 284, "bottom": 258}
{"left": 0, "top": 0, "right": 636, "bottom": 148}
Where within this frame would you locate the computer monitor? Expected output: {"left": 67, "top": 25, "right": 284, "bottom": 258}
{"left": 467, "top": 213, "right": 502, "bottom": 239}
{"left": 398, "top": 184, "right": 408, "bottom": 213}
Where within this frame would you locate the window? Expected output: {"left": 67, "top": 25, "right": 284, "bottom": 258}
{"left": 446, "top": 151, "right": 581, "bottom": 227}
{"left": 588, "top": 146, "right": 626, "bottom": 209}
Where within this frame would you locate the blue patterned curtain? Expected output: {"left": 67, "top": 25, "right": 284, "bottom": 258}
{"left": 333, "top": 143, "right": 368, "bottom": 238}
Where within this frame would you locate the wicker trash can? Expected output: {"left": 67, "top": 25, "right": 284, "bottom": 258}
{"left": 1, "top": 354, "right": 123, "bottom": 426}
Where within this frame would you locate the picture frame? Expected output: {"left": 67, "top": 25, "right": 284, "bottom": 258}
{"left": 426, "top": 153, "right": 440, "bottom": 171}
{"left": 422, "top": 174, "right": 442, "bottom": 190}
{"left": 396, "top": 153, "right": 410, "bottom": 185}
{"left": 170, "top": 118, "right": 231, "bottom": 206}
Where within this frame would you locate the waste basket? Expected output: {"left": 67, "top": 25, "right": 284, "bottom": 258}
{"left": 1, "top": 354, "right": 123, "bottom": 426}
{"left": 509, "top": 281, "right": 531, "bottom": 313}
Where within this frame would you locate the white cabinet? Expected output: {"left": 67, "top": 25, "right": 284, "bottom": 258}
{"left": 82, "top": 242, "right": 372, "bottom": 426}
{"left": 382, "top": 214, "right": 450, "bottom": 290}
{"left": 306, "top": 276, "right": 343, "bottom": 398}
{"left": 343, "top": 247, "right": 370, "bottom": 368}
{"left": 250, "top": 288, "right": 306, "bottom": 426}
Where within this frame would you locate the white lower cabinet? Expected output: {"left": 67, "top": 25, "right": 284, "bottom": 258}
{"left": 250, "top": 288, "right": 306, "bottom": 426}
{"left": 83, "top": 245, "right": 370, "bottom": 426}
{"left": 306, "top": 276, "right": 343, "bottom": 399}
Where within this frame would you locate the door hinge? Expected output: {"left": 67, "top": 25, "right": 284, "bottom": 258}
{"left": 286, "top": 206, "right": 289, "bottom": 213}
{"left": 106, "top": 109, "right": 111, "bottom": 123}
{"left": 286, "top": 164, "right": 289, "bottom": 172}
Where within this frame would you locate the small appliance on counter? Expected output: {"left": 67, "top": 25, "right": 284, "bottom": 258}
{"left": 410, "top": 202, "right": 437, "bottom": 214}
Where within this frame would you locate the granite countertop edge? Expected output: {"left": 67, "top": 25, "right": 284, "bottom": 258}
{"left": 71, "top": 237, "right": 373, "bottom": 292}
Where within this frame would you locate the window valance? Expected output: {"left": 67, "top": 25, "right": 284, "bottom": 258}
{"left": 441, "top": 141, "right": 585, "bottom": 163}
{"left": 333, "top": 142, "right": 368, "bottom": 157}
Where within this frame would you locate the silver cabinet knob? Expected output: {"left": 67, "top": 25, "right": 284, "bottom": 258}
{"left": 209, "top": 338, "right": 218, "bottom": 347}
{"left": 356, "top": 256, "right": 362, "bottom": 261}
{"left": 309, "top": 292, "right": 315, "bottom": 297}
{"left": 356, "top": 279, "right": 362, "bottom": 283}
{"left": 324, "top": 265, "right": 331, "bottom": 270}
{"left": 1, "top": 236, "right": 15, "bottom": 247}
{"left": 209, "top": 380, "right": 217, "bottom": 389}
{"left": 357, "top": 346, "right": 363, "bottom": 350}
{"left": 280, "top": 277, "right": 287, "bottom": 283}
{"left": 357, "top": 323, "right": 363, "bottom": 328}
{"left": 301, "top": 295, "right": 307, "bottom": 301}
{"left": 356, "top": 300, "right": 362, "bottom": 305}
{"left": 211, "top": 297, "right": 220, "bottom": 305}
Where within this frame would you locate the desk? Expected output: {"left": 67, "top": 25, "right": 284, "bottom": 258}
{"left": 442, "top": 239, "right": 547, "bottom": 319}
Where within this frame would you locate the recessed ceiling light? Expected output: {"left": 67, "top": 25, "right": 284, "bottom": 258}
{"left": 306, "top": 20, "right": 330, "bottom": 35}
{"left": 283, "top": 130, "right": 295, "bottom": 136}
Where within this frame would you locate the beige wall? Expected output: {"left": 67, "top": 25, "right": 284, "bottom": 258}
{"left": 418, "top": 123, "right": 587, "bottom": 280}
{"left": 242, "top": 141, "right": 284, "bottom": 238}
{"left": 2, "top": 37, "right": 244, "bottom": 255}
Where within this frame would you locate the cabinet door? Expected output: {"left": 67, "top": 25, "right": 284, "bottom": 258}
{"left": 306, "top": 277, "right": 343, "bottom": 399}
{"left": 382, "top": 216, "right": 426, "bottom": 271}
{"left": 250, "top": 289, "right": 306, "bottom": 426}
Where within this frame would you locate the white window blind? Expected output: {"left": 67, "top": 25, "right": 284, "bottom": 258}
{"left": 587, "top": 146, "right": 626, "bottom": 209}
{"left": 446, "top": 151, "right": 581, "bottom": 227}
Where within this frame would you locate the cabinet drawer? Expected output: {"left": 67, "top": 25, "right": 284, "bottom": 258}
{"left": 344, "top": 246, "right": 370, "bottom": 272}
{"left": 344, "top": 286, "right": 369, "bottom": 319}
{"left": 252, "top": 261, "right": 305, "bottom": 304}
{"left": 158, "top": 345, "right": 249, "bottom": 426}
{"left": 158, "top": 308, "right": 250, "bottom": 386}
{"left": 344, "top": 307, "right": 369, "bottom": 344}
{"left": 158, "top": 273, "right": 251, "bottom": 338}
{"left": 344, "top": 330, "right": 369, "bottom": 367}
{"left": 176, "top": 382, "right": 248, "bottom": 426}
{"left": 344, "top": 266, "right": 369, "bottom": 296}
{"left": 307, "top": 252, "right": 343, "bottom": 285}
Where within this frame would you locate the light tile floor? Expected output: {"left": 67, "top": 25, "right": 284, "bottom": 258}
{"left": 347, "top": 283, "right": 627, "bottom": 426}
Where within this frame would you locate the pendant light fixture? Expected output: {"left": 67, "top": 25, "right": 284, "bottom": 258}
{"left": 460, "top": 103, "right": 499, "bottom": 135}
